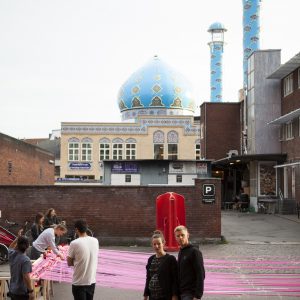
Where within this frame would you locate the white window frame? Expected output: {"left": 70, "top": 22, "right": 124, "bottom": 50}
{"left": 125, "top": 143, "right": 136, "bottom": 160}
{"left": 154, "top": 144, "right": 164, "bottom": 159}
{"left": 81, "top": 142, "right": 92, "bottom": 161}
{"left": 68, "top": 142, "right": 80, "bottom": 161}
{"left": 283, "top": 73, "right": 293, "bottom": 97}
{"left": 176, "top": 174, "right": 182, "bottom": 183}
{"left": 168, "top": 143, "right": 178, "bottom": 160}
{"left": 125, "top": 174, "right": 131, "bottom": 183}
{"left": 113, "top": 143, "right": 123, "bottom": 160}
{"left": 285, "top": 122, "right": 293, "bottom": 140}
{"left": 99, "top": 143, "right": 110, "bottom": 160}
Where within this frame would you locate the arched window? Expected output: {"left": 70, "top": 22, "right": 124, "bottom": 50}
{"left": 112, "top": 138, "right": 124, "bottom": 160}
{"left": 153, "top": 131, "right": 164, "bottom": 159}
{"left": 81, "top": 138, "right": 93, "bottom": 161}
{"left": 99, "top": 138, "right": 110, "bottom": 160}
{"left": 153, "top": 130, "right": 164, "bottom": 143}
{"left": 167, "top": 131, "right": 178, "bottom": 160}
{"left": 68, "top": 138, "right": 80, "bottom": 161}
{"left": 125, "top": 138, "right": 137, "bottom": 160}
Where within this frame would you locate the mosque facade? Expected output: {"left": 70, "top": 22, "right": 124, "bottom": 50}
{"left": 60, "top": 56, "right": 201, "bottom": 184}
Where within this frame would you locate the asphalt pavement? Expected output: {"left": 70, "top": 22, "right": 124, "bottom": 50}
{"left": 1, "top": 211, "right": 299, "bottom": 299}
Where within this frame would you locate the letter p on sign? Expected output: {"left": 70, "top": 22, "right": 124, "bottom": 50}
{"left": 203, "top": 184, "right": 215, "bottom": 196}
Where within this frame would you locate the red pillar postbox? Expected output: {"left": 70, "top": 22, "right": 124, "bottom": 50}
{"left": 156, "top": 192, "right": 186, "bottom": 251}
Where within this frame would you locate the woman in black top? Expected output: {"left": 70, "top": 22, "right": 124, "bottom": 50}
{"left": 44, "top": 208, "right": 59, "bottom": 229}
{"left": 144, "top": 231, "right": 178, "bottom": 300}
{"left": 31, "top": 212, "right": 44, "bottom": 241}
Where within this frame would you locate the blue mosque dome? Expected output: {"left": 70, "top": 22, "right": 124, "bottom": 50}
{"left": 118, "top": 55, "right": 196, "bottom": 121}
{"left": 208, "top": 22, "right": 227, "bottom": 32}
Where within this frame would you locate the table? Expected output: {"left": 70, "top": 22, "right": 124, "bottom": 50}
{"left": 0, "top": 275, "right": 10, "bottom": 300}
{"left": 31, "top": 258, "right": 53, "bottom": 299}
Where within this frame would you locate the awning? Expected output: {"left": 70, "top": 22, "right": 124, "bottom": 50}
{"left": 268, "top": 108, "right": 300, "bottom": 125}
{"left": 213, "top": 153, "right": 286, "bottom": 167}
{"left": 267, "top": 52, "right": 300, "bottom": 79}
{"left": 274, "top": 161, "right": 300, "bottom": 168}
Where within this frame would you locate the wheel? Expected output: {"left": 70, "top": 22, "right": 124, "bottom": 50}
{"left": 0, "top": 243, "right": 8, "bottom": 265}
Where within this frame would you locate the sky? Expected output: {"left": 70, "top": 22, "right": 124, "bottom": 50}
{"left": 0, "top": 0, "right": 299, "bottom": 139}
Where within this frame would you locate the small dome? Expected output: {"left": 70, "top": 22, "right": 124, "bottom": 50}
{"left": 118, "top": 56, "right": 196, "bottom": 120}
{"left": 208, "top": 22, "right": 227, "bottom": 32}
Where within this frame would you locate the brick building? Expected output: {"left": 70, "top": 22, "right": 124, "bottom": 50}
{"left": 200, "top": 102, "right": 242, "bottom": 160}
{"left": 268, "top": 51, "right": 300, "bottom": 212}
{"left": 0, "top": 132, "right": 55, "bottom": 185}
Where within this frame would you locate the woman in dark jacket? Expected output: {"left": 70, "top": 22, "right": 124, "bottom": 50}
{"left": 144, "top": 231, "right": 178, "bottom": 300}
{"left": 44, "top": 208, "right": 59, "bottom": 229}
{"left": 31, "top": 212, "right": 44, "bottom": 241}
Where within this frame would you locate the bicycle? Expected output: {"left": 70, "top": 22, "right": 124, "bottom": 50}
{"left": 0, "top": 219, "right": 29, "bottom": 264}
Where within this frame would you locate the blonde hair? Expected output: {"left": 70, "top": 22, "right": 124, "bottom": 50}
{"left": 55, "top": 224, "right": 67, "bottom": 233}
{"left": 174, "top": 225, "right": 188, "bottom": 233}
{"left": 151, "top": 230, "right": 165, "bottom": 243}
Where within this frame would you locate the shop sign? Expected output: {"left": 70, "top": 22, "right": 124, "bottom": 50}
{"left": 111, "top": 162, "right": 139, "bottom": 173}
{"left": 69, "top": 162, "right": 91, "bottom": 170}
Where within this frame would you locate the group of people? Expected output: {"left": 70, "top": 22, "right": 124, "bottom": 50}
{"left": 8, "top": 217, "right": 98, "bottom": 300}
{"left": 8, "top": 212, "right": 205, "bottom": 300}
{"left": 144, "top": 226, "right": 205, "bottom": 300}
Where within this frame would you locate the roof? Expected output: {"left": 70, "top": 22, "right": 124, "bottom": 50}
{"left": 267, "top": 52, "right": 300, "bottom": 79}
{"left": 268, "top": 108, "right": 300, "bottom": 125}
{"left": 208, "top": 22, "right": 227, "bottom": 32}
{"left": 213, "top": 154, "right": 287, "bottom": 167}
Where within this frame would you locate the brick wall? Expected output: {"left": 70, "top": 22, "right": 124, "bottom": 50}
{"left": 0, "top": 133, "right": 54, "bottom": 185}
{"left": 201, "top": 102, "right": 241, "bottom": 160}
{"left": 0, "top": 179, "right": 221, "bottom": 244}
{"left": 281, "top": 68, "right": 300, "bottom": 115}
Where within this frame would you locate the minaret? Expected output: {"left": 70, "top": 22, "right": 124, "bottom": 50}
{"left": 208, "top": 22, "right": 227, "bottom": 102}
{"left": 243, "top": 0, "right": 261, "bottom": 88}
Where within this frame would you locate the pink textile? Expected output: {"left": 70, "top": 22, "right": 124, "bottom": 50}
{"left": 31, "top": 247, "right": 300, "bottom": 297}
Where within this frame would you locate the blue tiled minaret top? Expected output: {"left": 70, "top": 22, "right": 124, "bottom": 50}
{"left": 243, "top": 0, "right": 261, "bottom": 88}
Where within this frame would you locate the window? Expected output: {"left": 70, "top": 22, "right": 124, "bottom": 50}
{"left": 68, "top": 142, "right": 79, "bottom": 161}
{"left": 286, "top": 122, "right": 293, "bottom": 140}
{"left": 176, "top": 175, "right": 182, "bottom": 183}
{"left": 8, "top": 161, "right": 12, "bottom": 175}
{"left": 125, "top": 174, "right": 131, "bottom": 182}
{"left": 168, "top": 144, "right": 178, "bottom": 160}
{"left": 125, "top": 143, "right": 136, "bottom": 160}
{"left": 154, "top": 144, "right": 164, "bottom": 159}
{"left": 113, "top": 143, "right": 123, "bottom": 160}
{"left": 99, "top": 143, "right": 110, "bottom": 160}
{"left": 283, "top": 73, "right": 293, "bottom": 96}
{"left": 195, "top": 144, "right": 201, "bottom": 160}
{"left": 82, "top": 143, "right": 92, "bottom": 161}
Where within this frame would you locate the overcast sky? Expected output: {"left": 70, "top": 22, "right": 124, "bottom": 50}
{"left": 0, "top": 0, "right": 299, "bottom": 139}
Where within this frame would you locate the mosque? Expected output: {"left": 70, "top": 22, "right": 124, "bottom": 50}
{"left": 60, "top": 55, "right": 204, "bottom": 185}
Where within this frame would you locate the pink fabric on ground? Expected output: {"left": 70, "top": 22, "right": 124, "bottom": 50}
{"left": 31, "top": 247, "right": 300, "bottom": 297}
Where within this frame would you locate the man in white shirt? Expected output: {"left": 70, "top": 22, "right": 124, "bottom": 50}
{"left": 67, "top": 219, "right": 99, "bottom": 300}
{"left": 31, "top": 224, "right": 67, "bottom": 260}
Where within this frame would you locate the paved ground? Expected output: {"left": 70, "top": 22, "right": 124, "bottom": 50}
{"left": 1, "top": 212, "right": 300, "bottom": 299}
